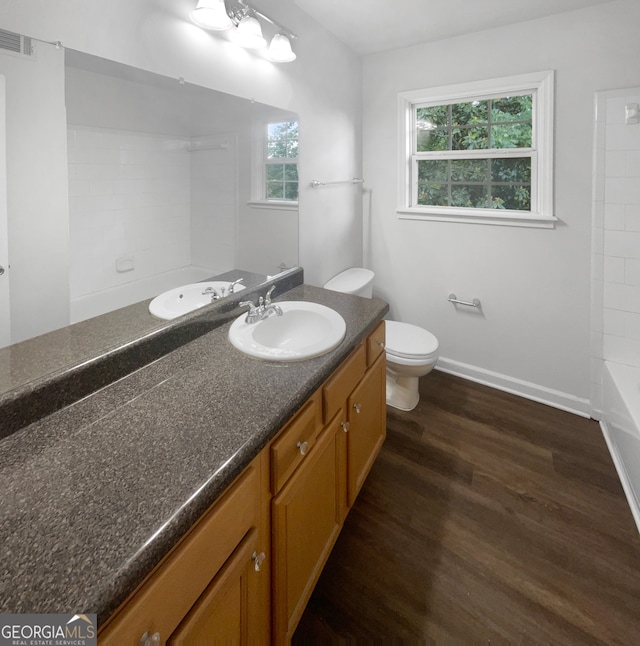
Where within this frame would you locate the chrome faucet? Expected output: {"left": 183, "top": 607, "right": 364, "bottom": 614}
{"left": 227, "top": 277, "right": 244, "bottom": 294}
{"left": 202, "top": 286, "right": 221, "bottom": 302}
{"left": 202, "top": 278, "right": 244, "bottom": 303}
{"left": 240, "top": 286, "right": 283, "bottom": 324}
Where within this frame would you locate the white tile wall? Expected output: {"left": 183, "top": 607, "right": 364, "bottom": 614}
{"left": 68, "top": 126, "right": 192, "bottom": 299}
{"left": 190, "top": 134, "right": 238, "bottom": 271}
{"left": 592, "top": 88, "right": 640, "bottom": 414}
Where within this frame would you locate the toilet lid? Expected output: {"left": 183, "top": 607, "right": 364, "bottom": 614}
{"left": 385, "top": 321, "right": 439, "bottom": 360}
{"left": 323, "top": 268, "right": 374, "bottom": 294}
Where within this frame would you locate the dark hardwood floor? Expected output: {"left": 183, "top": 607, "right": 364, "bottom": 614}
{"left": 293, "top": 371, "right": 640, "bottom": 645}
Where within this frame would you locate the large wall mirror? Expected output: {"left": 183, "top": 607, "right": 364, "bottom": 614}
{"left": 0, "top": 40, "right": 299, "bottom": 405}
{"left": 0, "top": 42, "right": 299, "bottom": 352}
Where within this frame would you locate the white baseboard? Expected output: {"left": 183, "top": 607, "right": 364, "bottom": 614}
{"left": 435, "top": 356, "right": 591, "bottom": 418}
{"left": 600, "top": 420, "right": 640, "bottom": 536}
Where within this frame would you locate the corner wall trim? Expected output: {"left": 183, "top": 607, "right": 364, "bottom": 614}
{"left": 435, "top": 356, "right": 591, "bottom": 418}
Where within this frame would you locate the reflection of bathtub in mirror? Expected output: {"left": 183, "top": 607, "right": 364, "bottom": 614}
{"left": 149, "top": 279, "right": 246, "bottom": 321}
{"left": 72, "top": 266, "right": 216, "bottom": 323}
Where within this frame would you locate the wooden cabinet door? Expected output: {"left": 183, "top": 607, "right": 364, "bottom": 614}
{"left": 272, "top": 415, "right": 343, "bottom": 643}
{"left": 346, "top": 353, "right": 386, "bottom": 506}
{"left": 169, "top": 528, "right": 263, "bottom": 644}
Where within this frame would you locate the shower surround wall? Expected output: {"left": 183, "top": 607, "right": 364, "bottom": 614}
{"left": 67, "top": 126, "right": 235, "bottom": 322}
{"left": 592, "top": 86, "right": 640, "bottom": 533}
{"left": 592, "top": 87, "right": 640, "bottom": 414}
{"left": 190, "top": 135, "right": 238, "bottom": 272}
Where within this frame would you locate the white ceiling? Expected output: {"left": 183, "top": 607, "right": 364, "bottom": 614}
{"left": 293, "top": 0, "right": 615, "bottom": 55}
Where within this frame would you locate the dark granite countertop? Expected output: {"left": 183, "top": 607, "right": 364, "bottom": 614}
{"left": 0, "top": 283, "right": 388, "bottom": 625}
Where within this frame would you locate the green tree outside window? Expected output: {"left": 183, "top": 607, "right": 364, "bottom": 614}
{"left": 266, "top": 121, "right": 298, "bottom": 201}
{"left": 415, "top": 95, "right": 532, "bottom": 211}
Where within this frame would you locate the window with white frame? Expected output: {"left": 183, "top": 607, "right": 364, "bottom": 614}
{"left": 398, "top": 71, "right": 555, "bottom": 227}
{"left": 264, "top": 119, "right": 298, "bottom": 202}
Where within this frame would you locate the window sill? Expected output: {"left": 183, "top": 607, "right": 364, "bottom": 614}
{"left": 247, "top": 200, "right": 299, "bottom": 212}
{"left": 397, "top": 207, "right": 557, "bottom": 229}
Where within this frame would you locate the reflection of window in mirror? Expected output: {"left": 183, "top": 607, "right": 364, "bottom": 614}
{"left": 250, "top": 115, "right": 299, "bottom": 210}
{"left": 266, "top": 120, "right": 298, "bottom": 202}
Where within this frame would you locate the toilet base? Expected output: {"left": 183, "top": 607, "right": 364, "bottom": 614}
{"left": 386, "top": 372, "right": 420, "bottom": 411}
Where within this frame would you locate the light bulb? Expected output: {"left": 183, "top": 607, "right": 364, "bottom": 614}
{"left": 267, "top": 34, "right": 296, "bottom": 62}
{"left": 233, "top": 15, "right": 266, "bottom": 49}
{"left": 190, "top": 0, "right": 232, "bottom": 31}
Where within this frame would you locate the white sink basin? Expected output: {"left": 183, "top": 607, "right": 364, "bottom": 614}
{"left": 149, "top": 281, "right": 246, "bottom": 320}
{"left": 228, "top": 301, "right": 346, "bottom": 361}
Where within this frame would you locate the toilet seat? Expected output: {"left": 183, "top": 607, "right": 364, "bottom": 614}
{"left": 385, "top": 321, "right": 439, "bottom": 361}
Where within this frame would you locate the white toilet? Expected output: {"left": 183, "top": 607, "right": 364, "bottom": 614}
{"left": 323, "top": 268, "right": 439, "bottom": 411}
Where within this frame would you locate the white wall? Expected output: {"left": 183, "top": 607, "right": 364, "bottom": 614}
{"left": 1, "top": 44, "right": 70, "bottom": 343}
{"left": 362, "top": 0, "right": 640, "bottom": 413}
{"left": 0, "top": 76, "right": 10, "bottom": 349}
{"left": 0, "top": 0, "right": 364, "bottom": 330}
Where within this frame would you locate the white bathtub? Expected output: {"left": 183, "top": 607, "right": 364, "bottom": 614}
{"left": 70, "top": 266, "right": 220, "bottom": 324}
{"left": 601, "top": 361, "right": 640, "bottom": 534}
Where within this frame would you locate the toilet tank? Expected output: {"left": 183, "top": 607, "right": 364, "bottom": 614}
{"left": 323, "top": 268, "right": 375, "bottom": 298}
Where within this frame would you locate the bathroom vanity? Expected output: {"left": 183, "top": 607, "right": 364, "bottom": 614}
{"left": 100, "top": 320, "right": 386, "bottom": 644}
{"left": 0, "top": 275, "right": 388, "bottom": 644}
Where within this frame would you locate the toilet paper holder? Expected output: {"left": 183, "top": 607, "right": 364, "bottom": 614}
{"left": 448, "top": 293, "right": 481, "bottom": 309}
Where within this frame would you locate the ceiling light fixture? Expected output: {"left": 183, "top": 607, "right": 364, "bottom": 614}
{"left": 190, "top": 0, "right": 297, "bottom": 62}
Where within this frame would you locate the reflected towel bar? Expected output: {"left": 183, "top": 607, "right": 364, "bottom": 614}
{"left": 310, "top": 178, "right": 364, "bottom": 188}
{"left": 188, "top": 141, "right": 229, "bottom": 152}
{"left": 448, "top": 293, "right": 481, "bottom": 309}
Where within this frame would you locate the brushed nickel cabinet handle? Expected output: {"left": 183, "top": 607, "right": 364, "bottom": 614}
{"left": 252, "top": 551, "right": 266, "bottom": 572}
{"left": 140, "top": 631, "right": 160, "bottom": 646}
{"left": 297, "top": 441, "right": 308, "bottom": 455}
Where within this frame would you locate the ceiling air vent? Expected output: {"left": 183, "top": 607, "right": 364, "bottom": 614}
{"left": 0, "top": 29, "right": 32, "bottom": 56}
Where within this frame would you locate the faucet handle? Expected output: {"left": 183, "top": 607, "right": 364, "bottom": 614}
{"left": 240, "top": 299, "right": 257, "bottom": 314}
{"left": 264, "top": 285, "right": 276, "bottom": 306}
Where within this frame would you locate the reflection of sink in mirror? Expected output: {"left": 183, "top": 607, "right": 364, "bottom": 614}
{"left": 228, "top": 301, "right": 346, "bottom": 362}
{"left": 149, "top": 281, "right": 246, "bottom": 320}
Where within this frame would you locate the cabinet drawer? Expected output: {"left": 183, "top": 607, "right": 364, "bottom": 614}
{"left": 366, "top": 321, "right": 386, "bottom": 367}
{"left": 99, "top": 458, "right": 260, "bottom": 645}
{"left": 270, "top": 394, "right": 322, "bottom": 494}
{"left": 322, "top": 344, "right": 366, "bottom": 424}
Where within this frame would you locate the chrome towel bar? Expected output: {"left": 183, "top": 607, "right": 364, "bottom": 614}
{"left": 448, "top": 293, "right": 481, "bottom": 309}
{"left": 310, "top": 178, "right": 364, "bottom": 188}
